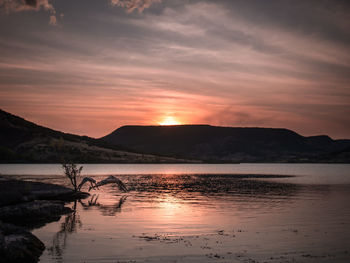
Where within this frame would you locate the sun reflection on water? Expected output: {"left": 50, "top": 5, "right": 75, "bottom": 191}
{"left": 29, "top": 171, "right": 350, "bottom": 263}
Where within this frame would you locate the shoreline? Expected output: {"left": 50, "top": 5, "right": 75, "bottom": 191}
{"left": 0, "top": 177, "right": 89, "bottom": 263}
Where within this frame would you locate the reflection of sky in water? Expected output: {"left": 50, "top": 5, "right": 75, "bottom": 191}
{"left": 4, "top": 164, "right": 349, "bottom": 262}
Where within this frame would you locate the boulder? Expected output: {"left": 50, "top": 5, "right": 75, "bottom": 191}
{"left": 0, "top": 221, "right": 45, "bottom": 263}
{"left": 0, "top": 178, "right": 90, "bottom": 206}
{"left": 0, "top": 200, "right": 72, "bottom": 227}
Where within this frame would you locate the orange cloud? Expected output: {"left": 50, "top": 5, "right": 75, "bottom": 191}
{"left": 110, "top": 0, "right": 161, "bottom": 13}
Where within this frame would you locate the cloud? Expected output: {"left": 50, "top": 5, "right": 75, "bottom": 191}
{"left": 1, "top": 0, "right": 350, "bottom": 138}
{"left": 110, "top": 0, "right": 161, "bottom": 13}
{"left": 0, "top": 0, "right": 161, "bottom": 25}
{"left": 49, "top": 14, "right": 56, "bottom": 25}
{"left": 0, "top": 0, "right": 54, "bottom": 13}
{"left": 0, "top": 0, "right": 56, "bottom": 24}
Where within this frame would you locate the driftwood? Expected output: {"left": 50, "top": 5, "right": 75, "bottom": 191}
{"left": 90, "top": 175, "right": 128, "bottom": 192}
{"left": 77, "top": 177, "right": 96, "bottom": 192}
{"left": 76, "top": 175, "right": 128, "bottom": 192}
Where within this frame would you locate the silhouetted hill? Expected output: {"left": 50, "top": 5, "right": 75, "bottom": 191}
{"left": 101, "top": 125, "right": 350, "bottom": 163}
{"left": 0, "top": 110, "right": 193, "bottom": 163}
{"left": 2, "top": 109, "right": 349, "bottom": 163}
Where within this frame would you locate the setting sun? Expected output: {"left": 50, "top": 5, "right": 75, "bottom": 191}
{"left": 159, "top": 116, "right": 181, "bottom": 126}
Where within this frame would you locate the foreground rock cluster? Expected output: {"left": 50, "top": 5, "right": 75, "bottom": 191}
{"left": 0, "top": 222, "right": 45, "bottom": 263}
{"left": 0, "top": 177, "right": 89, "bottom": 263}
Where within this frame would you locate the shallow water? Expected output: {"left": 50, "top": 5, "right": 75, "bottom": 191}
{"left": 1, "top": 164, "right": 350, "bottom": 263}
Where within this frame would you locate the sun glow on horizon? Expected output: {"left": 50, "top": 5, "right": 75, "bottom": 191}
{"left": 159, "top": 116, "right": 181, "bottom": 126}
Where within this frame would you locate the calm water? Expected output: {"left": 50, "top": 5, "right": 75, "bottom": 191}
{"left": 1, "top": 164, "right": 350, "bottom": 263}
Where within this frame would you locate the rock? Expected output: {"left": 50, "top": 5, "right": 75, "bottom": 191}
{"left": 0, "top": 178, "right": 90, "bottom": 261}
{"left": 0, "top": 178, "right": 90, "bottom": 206}
{"left": 48, "top": 190, "right": 90, "bottom": 202}
{"left": 0, "top": 190, "right": 23, "bottom": 207}
{"left": 0, "top": 200, "right": 72, "bottom": 227}
{"left": 0, "top": 221, "right": 45, "bottom": 263}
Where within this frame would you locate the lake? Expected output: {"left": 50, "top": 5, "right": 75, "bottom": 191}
{"left": 1, "top": 163, "right": 350, "bottom": 263}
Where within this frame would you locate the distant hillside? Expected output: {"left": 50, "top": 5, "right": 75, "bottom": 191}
{"left": 0, "top": 110, "right": 193, "bottom": 163}
{"left": 2, "top": 109, "right": 349, "bottom": 163}
{"left": 101, "top": 125, "right": 350, "bottom": 163}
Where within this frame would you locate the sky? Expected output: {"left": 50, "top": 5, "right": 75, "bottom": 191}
{"left": 0, "top": 0, "right": 349, "bottom": 139}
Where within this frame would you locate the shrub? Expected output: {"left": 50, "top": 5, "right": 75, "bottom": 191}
{"left": 62, "top": 163, "right": 83, "bottom": 192}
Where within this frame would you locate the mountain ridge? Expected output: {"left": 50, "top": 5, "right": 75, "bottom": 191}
{"left": 0, "top": 109, "right": 195, "bottom": 163}
{"left": 1, "top": 109, "right": 349, "bottom": 163}
{"left": 101, "top": 125, "right": 350, "bottom": 163}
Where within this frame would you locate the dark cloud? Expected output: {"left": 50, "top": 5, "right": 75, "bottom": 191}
{"left": 25, "top": 0, "right": 37, "bottom": 7}
{"left": 221, "top": 0, "right": 350, "bottom": 46}
{"left": 0, "top": 0, "right": 162, "bottom": 25}
{"left": 0, "top": 0, "right": 54, "bottom": 12}
{"left": 0, "top": 0, "right": 56, "bottom": 24}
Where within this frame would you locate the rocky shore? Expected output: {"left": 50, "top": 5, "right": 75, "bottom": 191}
{"left": 0, "top": 177, "right": 89, "bottom": 263}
